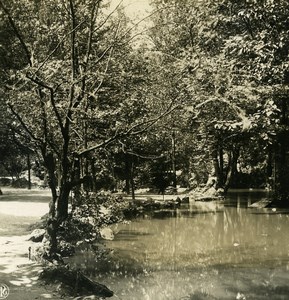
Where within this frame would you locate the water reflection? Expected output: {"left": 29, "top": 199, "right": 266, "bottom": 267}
{"left": 69, "top": 190, "right": 289, "bottom": 299}
{"left": 225, "top": 189, "right": 271, "bottom": 208}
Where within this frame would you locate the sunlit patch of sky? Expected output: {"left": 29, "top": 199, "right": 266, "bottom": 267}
{"left": 110, "top": 0, "right": 152, "bottom": 21}
{"left": 109, "top": 0, "right": 154, "bottom": 48}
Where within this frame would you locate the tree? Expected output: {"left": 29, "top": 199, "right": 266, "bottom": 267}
{"left": 148, "top": 0, "right": 289, "bottom": 198}
{"left": 148, "top": 0, "right": 252, "bottom": 190}
{"left": 0, "top": 0, "right": 176, "bottom": 257}
{"left": 216, "top": 0, "right": 289, "bottom": 201}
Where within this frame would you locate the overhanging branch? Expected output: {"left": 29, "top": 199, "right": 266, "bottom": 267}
{"left": 125, "top": 101, "right": 179, "bottom": 136}
{"left": 77, "top": 100, "right": 180, "bottom": 157}
{"left": 26, "top": 74, "right": 65, "bottom": 134}
{"left": 77, "top": 133, "right": 120, "bottom": 156}
{"left": 8, "top": 103, "right": 42, "bottom": 144}
{"left": 0, "top": 1, "right": 32, "bottom": 66}
{"left": 188, "top": 97, "right": 251, "bottom": 131}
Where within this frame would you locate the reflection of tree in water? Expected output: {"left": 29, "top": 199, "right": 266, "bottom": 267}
{"left": 66, "top": 192, "right": 289, "bottom": 299}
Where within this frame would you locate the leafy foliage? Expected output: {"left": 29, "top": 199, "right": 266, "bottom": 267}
{"left": 56, "top": 192, "right": 127, "bottom": 256}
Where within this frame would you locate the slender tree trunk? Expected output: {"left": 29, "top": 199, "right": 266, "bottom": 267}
{"left": 72, "top": 157, "right": 81, "bottom": 209}
{"left": 91, "top": 158, "right": 97, "bottom": 193}
{"left": 27, "top": 153, "right": 31, "bottom": 190}
{"left": 171, "top": 131, "right": 177, "bottom": 188}
{"left": 131, "top": 160, "right": 135, "bottom": 200}
{"left": 266, "top": 145, "right": 273, "bottom": 189}
{"left": 124, "top": 154, "right": 130, "bottom": 194}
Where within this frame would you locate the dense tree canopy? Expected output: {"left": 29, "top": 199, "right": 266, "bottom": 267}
{"left": 1, "top": 0, "right": 289, "bottom": 256}
{"left": 147, "top": 0, "right": 289, "bottom": 197}
{"left": 0, "top": 0, "right": 176, "bottom": 256}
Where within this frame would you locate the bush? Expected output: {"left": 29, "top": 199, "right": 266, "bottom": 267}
{"left": 56, "top": 192, "right": 128, "bottom": 255}
{"left": 0, "top": 177, "right": 12, "bottom": 186}
{"left": 11, "top": 177, "right": 29, "bottom": 188}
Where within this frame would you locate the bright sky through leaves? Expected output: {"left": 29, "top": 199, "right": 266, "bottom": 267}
{"left": 110, "top": 0, "right": 152, "bottom": 21}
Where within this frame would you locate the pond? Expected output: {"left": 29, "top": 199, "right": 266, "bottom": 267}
{"left": 69, "top": 190, "right": 289, "bottom": 300}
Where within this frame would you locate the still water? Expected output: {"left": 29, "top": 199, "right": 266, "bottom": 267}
{"left": 71, "top": 190, "right": 289, "bottom": 299}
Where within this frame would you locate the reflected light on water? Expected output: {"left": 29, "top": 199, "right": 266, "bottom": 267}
{"left": 69, "top": 190, "right": 289, "bottom": 300}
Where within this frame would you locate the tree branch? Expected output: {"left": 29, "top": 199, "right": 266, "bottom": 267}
{"left": 77, "top": 133, "right": 121, "bottom": 156}
{"left": 69, "top": 0, "right": 78, "bottom": 79}
{"left": 92, "top": 0, "right": 123, "bottom": 35}
{"left": 7, "top": 103, "right": 42, "bottom": 144}
{"left": 34, "top": 20, "right": 85, "bottom": 76}
{"left": 125, "top": 101, "right": 179, "bottom": 136}
{"left": 0, "top": 1, "right": 32, "bottom": 66}
{"left": 126, "top": 151, "right": 163, "bottom": 160}
{"left": 77, "top": 99, "right": 180, "bottom": 157}
{"left": 26, "top": 74, "right": 65, "bottom": 134}
{"left": 83, "top": 0, "right": 100, "bottom": 72}
{"left": 37, "top": 89, "right": 61, "bottom": 157}
{"left": 188, "top": 97, "right": 251, "bottom": 131}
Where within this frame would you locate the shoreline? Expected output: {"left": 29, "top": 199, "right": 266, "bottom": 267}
{"left": 0, "top": 188, "right": 70, "bottom": 299}
{"left": 0, "top": 234, "right": 71, "bottom": 300}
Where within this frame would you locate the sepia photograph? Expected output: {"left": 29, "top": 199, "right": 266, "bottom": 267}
{"left": 0, "top": 0, "right": 289, "bottom": 299}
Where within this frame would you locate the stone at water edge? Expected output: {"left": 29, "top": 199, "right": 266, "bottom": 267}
{"left": 181, "top": 196, "right": 189, "bottom": 203}
{"left": 249, "top": 198, "right": 272, "bottom": 208}
{"left": 28, "top": 228, "right": 46, "bottom": 242}
{"left": 100, "top": 227, "right": 114, "bottom": 240}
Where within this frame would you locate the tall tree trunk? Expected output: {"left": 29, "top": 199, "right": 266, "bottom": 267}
{"left": 57, "top": 183, "right": 71, "bottom": 221}
{"left": 43, "top": 152, "right": 58, "bottom": 217}
{"left": 42, "top": 152, "right": 59, "bottom": 257}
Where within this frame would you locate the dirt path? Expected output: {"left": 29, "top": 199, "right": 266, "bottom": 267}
{"left": 0, "top": 188, "right": 70, "bottom": 300}
{"left": 0, "top": 235, "right": 67, "bottom": 300}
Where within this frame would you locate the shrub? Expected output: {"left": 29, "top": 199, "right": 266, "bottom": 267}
{"left": 56, "top": 192, "right": 128, "bottom": 255}
{"left": 0, "top": 177, "right": 12, "bottom": 186}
